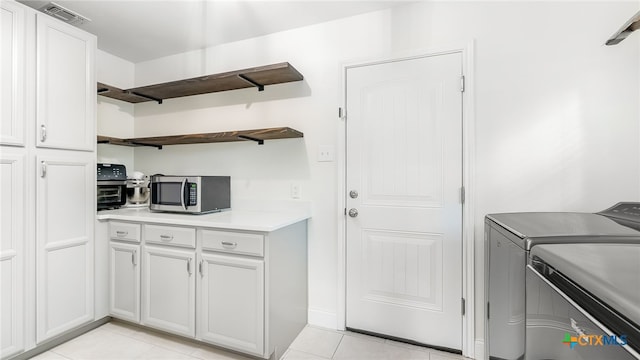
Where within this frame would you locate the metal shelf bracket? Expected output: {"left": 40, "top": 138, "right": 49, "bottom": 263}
{"left": 130, "top": 141, "right": 163, "bottom": 150}
{"left": 238, "top": 135, "right": 265, "bottom": 145}
{"left": 128, "top": 91, "right": 163, "bottom": 104}
{"left": 237, "top": 74, "right": 265, "bottom": 92}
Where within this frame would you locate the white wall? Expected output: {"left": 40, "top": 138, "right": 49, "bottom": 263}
{"left": 97, "top": 1, "right": 640, "bottom": 356}
{"left": 96, "top": 50, "right": 136, "bottom": 170}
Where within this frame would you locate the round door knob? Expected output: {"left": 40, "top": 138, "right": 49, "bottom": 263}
{"left": 349, "top": 190, "right": 359, "bottom": 199}
{"left": 348, "top": 208, "right": 359, "bottom": 218}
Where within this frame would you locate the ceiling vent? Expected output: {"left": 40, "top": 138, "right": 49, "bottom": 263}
{"left": 38, "top": 2, "right": 91, "bottom": 26}
{"left": 606, "top": 10, "right": 640, "bottom": 46}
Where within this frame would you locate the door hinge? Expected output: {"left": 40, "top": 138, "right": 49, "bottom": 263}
{"left": 460, "top": 76, "right": 465, "bottom": 93}
{"left": 460, "top": 186, "right": 466, "bottom": 204}
{"left": 461, "top": 298, "right": 466, "bottom": 316}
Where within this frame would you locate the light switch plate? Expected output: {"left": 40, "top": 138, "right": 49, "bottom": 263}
{"left": 317, "top": 145, "right": 335, "bottom": 162}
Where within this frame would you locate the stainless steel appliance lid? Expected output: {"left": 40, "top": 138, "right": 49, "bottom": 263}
{"left": 487, "top": 212, "right": 640, "bottom": 239}
{"left": 531, "top": 243, "right": 640, "bottom": 331}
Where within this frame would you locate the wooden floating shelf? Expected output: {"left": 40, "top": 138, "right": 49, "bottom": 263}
{"left": 97, "top": 62, "right": 304, "bottom": 104}
{"left": 97, "top": 127, "right": 303, "bottom": 149}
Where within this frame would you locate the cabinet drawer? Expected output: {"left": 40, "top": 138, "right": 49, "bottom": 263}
{"left": 201, "top": 230, "right": 264, "bottom": 257}
{"left": 144, "top": 224, "right": 196, "bottom": 248}
{"left": 109, "top": 222, "right": 141, "bottom": 243}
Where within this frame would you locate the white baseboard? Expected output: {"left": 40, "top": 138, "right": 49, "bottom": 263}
{"left": 474, "top": 339, "right": 485, "bottom": 360}
{"left": 307, "top": 308, "right": 338, "bottom": 330}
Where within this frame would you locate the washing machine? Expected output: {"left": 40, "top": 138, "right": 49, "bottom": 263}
{"left": 485, "top": 202, "right": 640, "bottom": 360}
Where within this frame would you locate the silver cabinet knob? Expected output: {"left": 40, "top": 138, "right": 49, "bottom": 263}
{"left": 349, "top": 190, "right": 359, "bottom": 199}
{"left": 348, "top": 208, "right": 359, "bottom": 218}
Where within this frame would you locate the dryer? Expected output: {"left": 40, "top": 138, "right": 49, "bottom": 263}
{"left": 527, "top": 242, "right": 640, "bottom": 359}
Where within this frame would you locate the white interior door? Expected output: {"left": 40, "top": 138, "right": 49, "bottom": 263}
{"left": 345, "top": 52, "right": 463, "bottom": 350}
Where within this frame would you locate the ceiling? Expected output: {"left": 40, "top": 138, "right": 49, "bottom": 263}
{"left": 18, "top": 0, "right": 408, "bottom": 63}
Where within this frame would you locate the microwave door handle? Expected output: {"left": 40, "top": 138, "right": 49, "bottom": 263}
{"left": 180, "top": 178, "right": 187, "bottom": 210}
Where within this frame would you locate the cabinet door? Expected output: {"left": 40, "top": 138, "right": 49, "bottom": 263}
{"left": 109, "top": 242, "right": 140, "bottom": 323}
{"left": 0, "top": 151, "right": 25, "bottom": 358}
{"left": 1, "top": 1, "right": 26, "bottom": 146}
{"left": 36, "top": 13, "right": 95, "bottom": 151}
{"left": 36, "top": 152, "right": 95, "bottom": 343}
{"left": 142, "top": 246, "right": 195, "bottom": 337}
{"left": 198, "top": 253, "right": 264, "bottom": 356}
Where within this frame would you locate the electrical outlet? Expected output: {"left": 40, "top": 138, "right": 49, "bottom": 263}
{"left": 318, "top": 145, "right": 335, "bottom": 162}
{"left": 291, "top": 183, "right": 301, "bottom": 199}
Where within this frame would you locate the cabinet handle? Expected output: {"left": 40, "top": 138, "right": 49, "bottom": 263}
{"left": 40, "top": 161, "right": 47, "bottom": 178}
{"left": 116, "top": 231, "right": 128, "bottom": 237}
{"left": 221, "top": 241, "right": 237, "bottom": 248}
{"left": 160, "top": 235, "right": 173, "bottom": 241}
{"left": 199, "top": 260, "right": 203, "bottom": 276}
{"left": 132, "top": 250, "right": 137, "bottom": 266}
{"left": 187, "top": 258, "right": 192, "bottom": 275}
{"left": 40, "top": 124, "right": 47, "bottom": 142}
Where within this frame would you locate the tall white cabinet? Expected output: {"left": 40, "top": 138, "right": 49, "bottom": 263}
{"left": 1, "top": 2, "right": 27, "bottom": 357}
{"left": 0, "top": 0, "right": 96, "bottom": 357}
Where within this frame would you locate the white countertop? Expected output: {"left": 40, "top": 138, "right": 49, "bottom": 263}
{"left": 96, "top": 207, "right": 310, "bottom": 232}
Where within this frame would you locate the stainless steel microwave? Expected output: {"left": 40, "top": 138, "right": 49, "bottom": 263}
{"left": 149, "top": 175, "right": 230, "bottom": 214}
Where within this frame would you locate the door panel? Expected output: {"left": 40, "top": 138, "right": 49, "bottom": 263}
{"left": 198, "top": 253, "right": 264, "bottom": 356}
{"left": 361, "top": 230, "right": 442, "bottom": 310}
{"left": 36, "top": 152, "right": 94, "bottom": 343}
{"left": 36, "top": 13, "right": 95, "bottom": 151}
{"left": 346, "top": 53, "right": 463, "bottom": 350}
{"left": 110, "top": 242, "right": 140, "bottom": 322}
{"left": 142, "top": 245, "right": 195, "bottom": 337}
{"left": 0, "top": 151, "right": 25, "bottom": 357}
{"left": 1, "top": 1, "right": 26, "bottom": 146}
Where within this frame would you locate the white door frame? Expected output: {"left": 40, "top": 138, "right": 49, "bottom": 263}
{"left": 336, "top": 43, "right": 477, "bottom": 358}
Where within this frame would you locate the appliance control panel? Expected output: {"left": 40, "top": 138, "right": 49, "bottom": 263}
{"left": 189, "top": 183, "right": 197, "bottom": 205}
{"left": 599, "top": 202, "right": 640, "bottom": 229}
{"left": 97, "top": 163, "right": 127, "bottom": 181}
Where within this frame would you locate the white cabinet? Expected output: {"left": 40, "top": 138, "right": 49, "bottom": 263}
{"left": 99, "top": 216, "right": 308, "bottom": 359}
{"left": 142, "top": 245, "right": 196, "bottom": 337}
{"left": 0, "top": 150, "right": 25, "bottom": 358}
{"left": 109, "top": 222, "right": 141, "bottom": 323}
{"left": 198, "top": 253, "right": 264, "bottom": 356}
{"left": 35, "top": 12, "right": 95, "bottom": 151}
{"left": 1, "top": 0, "right": 26, "bottom": 146}
{"left": 0, "top": 1, "right": 96, "bottom": 357}
{"left": 109, "top": 242, "right": 140, "bottom": 322}
{"left": 36, "top": 151, "right": 95, "bottom": 343}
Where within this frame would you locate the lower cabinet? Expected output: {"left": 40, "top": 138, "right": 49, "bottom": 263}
{"left": 142, "top": 245, "right": 196, "bottom": 338}
{"left": 197, "top": 252, "right": 264, "bottom": 356}
{"left": 109, "top": 242, "right": 140, "bottom": 322}
{"left": 105, "top": 219, "right": 307, "bottom": 359}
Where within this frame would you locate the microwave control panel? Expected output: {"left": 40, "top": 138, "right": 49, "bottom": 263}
{"left": 189, "top": 183, "right": 198, "bottom": 205}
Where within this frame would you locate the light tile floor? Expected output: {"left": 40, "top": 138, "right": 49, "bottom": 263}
{"left": 31, "top": 321, "right": 467, "bottom": 360}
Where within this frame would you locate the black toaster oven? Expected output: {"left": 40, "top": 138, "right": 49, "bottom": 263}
{"left": 97, "top": 163, "right": 127, "bottom": 210}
